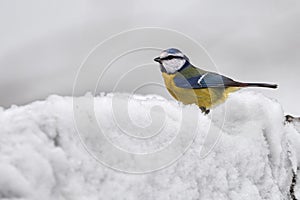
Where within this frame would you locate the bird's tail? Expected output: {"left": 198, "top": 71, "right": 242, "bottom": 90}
{"left": 238, "top": 82, "right": 278, "bottom": 89}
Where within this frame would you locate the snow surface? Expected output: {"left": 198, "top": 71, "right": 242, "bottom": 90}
{"left": 0, "top": 91, "right": 299, "bottom": 200}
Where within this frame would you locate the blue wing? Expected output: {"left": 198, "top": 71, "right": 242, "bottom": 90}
{"left": 173, "top": 72, "right": 238, "bottom": 89}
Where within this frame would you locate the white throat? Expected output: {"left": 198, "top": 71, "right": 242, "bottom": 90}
{"left": 162, "top": 58, "right": 186, "bottom": 74}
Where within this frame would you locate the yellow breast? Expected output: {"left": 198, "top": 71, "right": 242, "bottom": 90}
{"left": 162, "top": 72, "right": 240, "bottom": 108}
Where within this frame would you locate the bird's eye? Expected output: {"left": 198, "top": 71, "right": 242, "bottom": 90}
{"left": 160, "top": 55, "right": 184, "bottom": 61}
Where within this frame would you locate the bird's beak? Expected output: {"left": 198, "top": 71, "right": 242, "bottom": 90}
{"left": 154, "top": 57, "right": 161, "bottom": 63}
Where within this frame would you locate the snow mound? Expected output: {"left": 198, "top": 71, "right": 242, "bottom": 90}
{"left": 0, "top": 91, "right": 299, "bottom": 200}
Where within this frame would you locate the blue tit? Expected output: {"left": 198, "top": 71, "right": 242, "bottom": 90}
{"left": 154, "top": 48, "right": 277, "bottom": 113}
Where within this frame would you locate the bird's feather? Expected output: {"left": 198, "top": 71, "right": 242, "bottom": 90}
{"left": 174, "top": 65, "right": 238, "bottom": 89}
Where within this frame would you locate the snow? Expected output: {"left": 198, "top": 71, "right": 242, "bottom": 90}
{"left": 0, "top": 91, "right": 300, "bottom": 200}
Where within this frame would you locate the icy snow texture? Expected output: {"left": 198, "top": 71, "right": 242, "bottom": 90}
{"left": 0, "top": 91, "right": 299, "bottom": 200}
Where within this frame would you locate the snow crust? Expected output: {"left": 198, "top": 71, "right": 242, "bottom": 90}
{"left": 0, "top": 91, "right": 299, "bottom": 200}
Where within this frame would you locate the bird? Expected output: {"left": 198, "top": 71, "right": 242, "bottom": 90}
{"left": 154, "top": 48, "right": 277, "bottom": 114}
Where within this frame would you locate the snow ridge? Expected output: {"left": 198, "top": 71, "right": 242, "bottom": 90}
{"left": 0, "top": 91, "right": 299, "bottom": 200}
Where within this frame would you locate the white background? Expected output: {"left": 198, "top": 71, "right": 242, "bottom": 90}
{"left": 0, "top": 0, "right": 299, "bottom": 115}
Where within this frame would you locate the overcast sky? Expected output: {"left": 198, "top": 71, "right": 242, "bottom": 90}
{"left": 0, "top": 0, "right": 299, "bottom": 115}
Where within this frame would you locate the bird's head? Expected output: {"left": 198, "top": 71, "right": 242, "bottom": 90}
{"left": 154, "top": 48, "right": 190, "bottom": 74}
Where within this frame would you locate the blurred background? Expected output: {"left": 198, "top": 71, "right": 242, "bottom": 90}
{"left": 0, "top": 0, "right": 299, "bottom": 115}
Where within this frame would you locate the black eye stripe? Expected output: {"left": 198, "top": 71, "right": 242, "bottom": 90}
{"left": 160, "top": 55, "right": 184, "bottom": 61}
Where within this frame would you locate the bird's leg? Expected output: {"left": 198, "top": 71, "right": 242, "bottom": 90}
{"left": 199, "top": 107, "right": 210, "bottom": 115}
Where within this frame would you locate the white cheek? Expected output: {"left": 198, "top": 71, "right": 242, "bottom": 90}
{"left": 162, "top": 59, "right": 186, "bottom": 74}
